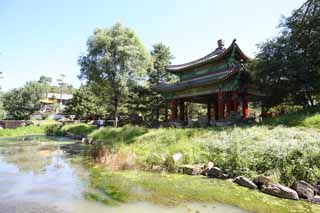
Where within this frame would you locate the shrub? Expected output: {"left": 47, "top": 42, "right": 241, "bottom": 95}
{"left": 88, "top": 125, "right": 147, "bottom": 147}
{"left": 61, "top": 123, "right": 96, "bottom": 137}
{"left": 45, "top": 124, "right": 64, "bottom": 136}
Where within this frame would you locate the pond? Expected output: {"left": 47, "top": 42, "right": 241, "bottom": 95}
{"left": 0, "top": 136, "right": 245, "bottom": 213}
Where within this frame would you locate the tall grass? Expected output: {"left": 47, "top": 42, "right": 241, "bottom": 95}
{"left": 82, "top": 125, "right": 320, "bottom": 186}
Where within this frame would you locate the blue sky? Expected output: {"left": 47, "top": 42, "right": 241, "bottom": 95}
{"left": 0, "top": 0, "right": 305, "bottom": 91}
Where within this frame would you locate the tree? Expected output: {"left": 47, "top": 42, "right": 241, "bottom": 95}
{"left": 3, "top": 81, "right": 46, "bottom": 119}
{"left": 252, "top": 0, "right": 320, "bottom": 110}
{"left": 64, "top": 83, "right": 107, "bottom": 120}
{"left": 147, "top": 43, "right": 174, "bottom": 122}
{"left": 38, "top": 75, "right": 52, "bottom": 98}
{"left": 78, "top": 23, "right": 150, "bottom": 127}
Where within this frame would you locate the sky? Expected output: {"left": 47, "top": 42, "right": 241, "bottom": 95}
{"left": 0, "top": 0, "right": 305, "bottom": 91}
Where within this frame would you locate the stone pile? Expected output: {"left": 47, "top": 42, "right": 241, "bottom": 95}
{"left": 178, "top": 162, "right": 320, "bottom": 204}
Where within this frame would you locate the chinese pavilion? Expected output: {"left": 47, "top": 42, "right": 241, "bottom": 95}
{"left": 155, "top": 39, "right": 264, "bottom": 124}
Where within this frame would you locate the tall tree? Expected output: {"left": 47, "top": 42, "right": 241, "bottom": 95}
{"left": 147, "top": 43, "right": 174, "bottom": 122}
{"left": 64, "top": 83, "right": 108, "bottom": 120}
{"left": 38, "top": 75, "right": 52, "bottom": 98}
{"left": 3, "top": 81, "right": 46, "bottom": 119}
{"left": 78, "top": 23, "right": 150, "bottom": 127}
{"left": 252, "top": 0, "right": 320, "bottom": 110}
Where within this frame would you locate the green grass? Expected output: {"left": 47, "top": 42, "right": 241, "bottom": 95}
{"left": 88, "top": 164, "right": 320, "bottom": 213}
{"left": 0, "top": 125, "right": 47, "bottom": 137}
{"left": 80, "top": 125, "right": 320, "bottom": 187}
{"left": 262, "top": 107, "right": 320, "bottom": 128}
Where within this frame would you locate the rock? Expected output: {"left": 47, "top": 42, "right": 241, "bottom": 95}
{"left": 207, "top": 161, "right": 214, "bottom": 169}
{"left": 314, "top": 184, "right": 320, "bottom": 195}
{"left": 261, "top": 183, "right": 299, "bottom": 200}
{"left": 310, "top": 196, "right": 320, "bottom": 204}
{"left": 253, "top": 175, "right": 273, "bottom": 189}
{"left": 200, "top": 162, "right": 214, "bottom": 176}
{"left": 81, "top": 137, "right": 87, "bottom": 143}
{"left": 207, "top": 167, "right": 228, "bottom": 179}
{"left": 180, "top": 164, "right": 205, "bottom": 175}
{"left": 234, "top": 176, "right": 257, "bottom": 189}
{"left": 293, "top": 181, "right": 314, "bottom": 199}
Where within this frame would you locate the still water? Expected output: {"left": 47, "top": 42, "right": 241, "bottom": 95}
{"left": 0, "top": 136, "right": 245, "bottom": 213}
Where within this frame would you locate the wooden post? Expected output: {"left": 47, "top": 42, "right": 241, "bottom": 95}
{"left": 207, "top": 101, "right": 211, "bottom": 123}
{"left": 217, "top": 91, "right": 224, "bottom": 120}
{"left": 226, "top": 102, "right": 231, "bottom": 118}
{"left": 179, "top": 100, "right": 185, "bottom": 122}
{"left": 231, "top": 91, "right": 238, "bottom": 112}
{"left": 164, "top": 99, "right": 168, "bottom": 121}
{"left": 214, "top": 101, "right": 219, "bottom": 120}
{"left": 242, "top": 98, "right": 249, "bottom": 118}
{"left": 171, "top": 99, "right": 177, "bottom": 120}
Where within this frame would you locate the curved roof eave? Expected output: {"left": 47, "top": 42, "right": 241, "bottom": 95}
{"left": 167, "top": 39, "right": 250, "bottom": 73}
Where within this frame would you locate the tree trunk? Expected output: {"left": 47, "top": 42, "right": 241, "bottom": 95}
{"left": 305, "top": 89, "right": 314, "bottom": 107}
{"left": 114, "top": 98, "right": 118, "bottom": 127}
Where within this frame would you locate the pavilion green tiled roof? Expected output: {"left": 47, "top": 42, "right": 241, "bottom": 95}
{"left": 167, "top": 39, "right": 250, "bottom": 73}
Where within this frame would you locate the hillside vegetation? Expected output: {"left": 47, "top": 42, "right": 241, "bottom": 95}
{"left": 51, "top": 110, "right": 320, "bottom": 187}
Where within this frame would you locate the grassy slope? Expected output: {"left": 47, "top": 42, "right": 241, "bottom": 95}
{"left": 263, "top": 107, "right": 320, "bottom": 128}
{"left": 85, "top": 125, "right": 320, "bottom": 186}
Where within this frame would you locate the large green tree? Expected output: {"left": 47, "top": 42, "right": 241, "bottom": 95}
{"left": 252, "top": 0, "right": 320, "bottom": 110}
{"left": 3, "top": 81, "right": 46, "bottom": 119}
{"left": 147, "top": 43, "right": 174, "bottom": 122}
{"left": 64, "top": 83, "right": 108, "bottom": 120}
{"left": 78, "top": 23, "right": 150, "bottom": 126}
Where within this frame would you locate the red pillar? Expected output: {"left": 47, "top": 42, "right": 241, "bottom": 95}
{"left": 207, "top": 101, "right": 211, "bottom": 122}
{"left": 226, "top": 102, "right": 231, "bottom": 118}
{"left": 242, "top": 98, "right": 249, "bottom": 118}
{"left": 171, "top": 99, "right": 177, "bottom": 120}
{"left": 231, "top": 91, "right": 238, "bottom": 112}
{"left": 214, "top": 101, "right": 219, "bottom": 120}
{"left": 179, "top": 101, "right": 185, "bottom": 121}
{"left": 164, "top": 99, "right": 168, "bottom": 121}
{"left": 217, "top": 92, "right": 224, "bottom": 120}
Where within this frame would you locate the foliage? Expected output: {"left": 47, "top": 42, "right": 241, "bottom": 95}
{"left": 88, "top": 125, "right": 147, "bottom": 147}
{"left": 253, "top": 0, "right": 320, "bottom": 110}
{"left": 45, "top": 123, "right": 64, "bottom": 136}
{"left": 78, "top": 22, "right": 151, "bottom": 127}
{"left": 126, "top": 84, "right": 153, "bottom": 125}
{"left": 2, "top": 81, "right": 47, "bottom": 119}
{"left": 72, "top": 122, "right": 320, "bottom": 186}
{"left": 147, "top": 43, "right": 174, "bottom": 123}
{"left": 64, "top": 83, "right": 107, "bottom": 120}
{"left": 61, "top": 123, "right": 96, "bottom": 137}
{"left": 262, "top": 106, "right": 320, "bottom": 128}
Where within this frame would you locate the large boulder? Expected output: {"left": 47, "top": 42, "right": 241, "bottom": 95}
{"left": 261, "top": 183, "right": 299, "bottom": 200}
{"left": 234, "top": 176, "right": 257, "bottom": 189}
{"left": 253, "top": 175, "right": 273, "bottom": 189}
{"left": 180, "top": 164, "right": 205, "bottom": 175}
{"left": 200, "top": 162, "right": 214, "bottom": 176}
{"left": 314, "top": 184, "right": 320, "bottom": 195}
{"left": 207, "top": 167, "right": 229, "bottom": 179}
{"left": 293, "top": 181, "right": 314, "bottom": 199}
{"left": 310, "top": 196, "right": 320, "bottom": 204}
